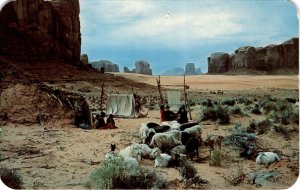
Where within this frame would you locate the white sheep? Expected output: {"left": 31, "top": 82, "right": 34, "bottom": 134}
{"left": 139, "top": 123, "right": 149, "bottom": 144}
{"left": 105, "top": 152, "right": 139, "bottom": 174}
{"left": 135, "top": 143, "right": 155, "bottom": 159}
{"left": 164, "top": 130, "right": 182, "bottom": 142}
{"left": 256, "top": 152, "right": 280, "bottom": 166}
{"left": 150, "top": 148, "right": 172, "bottom": 167}
{"left": 171, "top": 144, "right": 186, "bottom": 155}
{"left": 169, "top": 120, "right": 181, "bottom": 130}
{"left": 150, "top": 133, "right": 182, "bottom": 150}
{"left": 119, "top": 143, "right": 142, "bottom": 162}
{"left": 184, "top": 124, "right": 203, "bottom": 140}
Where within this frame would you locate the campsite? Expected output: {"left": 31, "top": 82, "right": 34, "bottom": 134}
{"left": 0, "top": 0, "right": 299, "bottom": 189}
{"left": 0, "top": 70, "right": 299, "bottom": 189}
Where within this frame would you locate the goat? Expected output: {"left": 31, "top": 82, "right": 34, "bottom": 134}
{"left": 104, "top": 144, "right": 139, "bottom": 173}
{"left": 139, "top": 123, "right": 149, "bottom": 144}
{"left": 104, "top": 144, "right": 117, "bottom": 160}
{"left": 204, "top": 134, "right": 224, "bottom": 157}
{"left": 150, "top": 148, "right": 172, "bottom": 167}
{"left": 134, "top": 143, "right": 155, "bottom": 159}
{"left": 119, "top": 143, "right": 142, "bottom": 162}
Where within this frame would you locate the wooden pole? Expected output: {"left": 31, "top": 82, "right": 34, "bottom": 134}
{"left": 184, "top": 74, "right": 192, "bottom": 120}
{"left": 156, "top": 75, "right": 164, "bottom": 104}
{"left": 184, "top": 74, "right": 187, "bottom": 108}
{"left": 100, "top": 80, "right": 105, "bottom": 112}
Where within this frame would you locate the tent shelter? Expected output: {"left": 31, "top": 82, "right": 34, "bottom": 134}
{"left": 106, "top": 94, "right": 135, "bottom": 117}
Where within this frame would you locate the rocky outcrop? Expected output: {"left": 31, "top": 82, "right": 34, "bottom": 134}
{"left": 135, "top": 60, "right": 152, "bottom": 75}
{"left": 80, "top": 54, "right": 89, "bottom": 65}
{"left": 124, "top": 60, "right": 152, "bottom": 75}
{"left": 185, "top": 63, "right": 196, "bottom": 75}
{"left": 90, "top": 60, "right": 120, "bottom": 72}
{"left": 208, "top": 52, "right": 230, "bottom": 73}
{"left": 161, "top": 67, "right": 184, "bottom": 76}
{"left": 161, "top": 64, "right": 202, "bottom": 76}
{"left": 0, "top": 0, "right": 81, "bottom": 64}
{"left": 208, "top": 38, "right": 299, "bottom": 74}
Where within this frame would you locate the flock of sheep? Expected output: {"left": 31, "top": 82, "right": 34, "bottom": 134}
{"left": 104, "top": 119, "right": 280, "bottom": 171}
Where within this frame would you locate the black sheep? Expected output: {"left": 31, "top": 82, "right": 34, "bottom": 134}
{"left": 179, "top": 122, "right": 198, "bottom": 131}
{"left": 147, "top": 122, "right": 160, "bottom": 128}
{"left": 153, "top": 125, "right": 170, "bottom": 133}
{"left": 185, "top": 137, "right": 199, "bottom": 160}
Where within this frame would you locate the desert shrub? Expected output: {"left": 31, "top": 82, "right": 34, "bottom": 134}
{"left": 111, "top": 167, "right": 167, "bottom": 189}
{"left": 221, "top": 98, "right": 236, "bottom": 106}
{"left": 0, "top": 167, "right": 23, "bottom": 189}
{"left": 179, "top": 160, "right": 208, "bottom": 188}
{"left": 84, "top": 157, "right": 167, "bottom": 189}
{"left": 179, "top": 160, "right": 197, "bottom": 179}
{"left": 223, "top": 164, "right": 245, "bottom": 186}
{"left": 257, "top": 119, "right": 272, "bottom": 135}
{"left": 216, "top": 105, "right": 230, "bottom": 124}
{"left": 273, "top": 124, "right": 290, "bottom": 140}
{"left": 209, "top": 149, "right": 223, "bottom": 166}
{"left": 246, "top": 120, "right": 256, "bottom": 133}
{"left": 269, "top": 104, "right": 298, "bottom": 125}
{"left": 237, "top": 96, "right": 253, "bottom": 106}
{"left": 251, "top": 104, "right": 261, "bottom": 115}
{"left": 263, "top": 101, "right": 278, "bottom": 114}
{"left": 285, "top": 98, "right": 297, "bottom": 104}
{"left": 259, "top": 97, "right": 275, "bottom": 108}
{"left": 201, "top": 105, "right": 230, "bottom": 124}
{"left": 201, "top": 107, "right": 217, "bottom": 121}
{"left": 232, "top": 123, "right": 246, "bottom": 134}
{"left": 229, "top": 106, "right": 243, "bottom": 115}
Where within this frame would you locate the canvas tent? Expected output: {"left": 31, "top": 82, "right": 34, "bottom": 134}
{"left": 106, "top": 94, "right": 135, "bottom": 117}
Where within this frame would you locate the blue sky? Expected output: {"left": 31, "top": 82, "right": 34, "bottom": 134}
{"left": 79, "top": 0, "right": 298, "bottom": 75}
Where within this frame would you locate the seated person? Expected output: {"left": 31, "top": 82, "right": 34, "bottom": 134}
{"left": 105, "top": 114, "right": 118, "bottom": 129}
{"left": 177, "top": 105, "right": 188, "bottom": 124}
{"left": 164, "top": 105, "right": 177, "bottom": 121}
{"left": 95, "top": 112, "right": 106, "bottom": 129}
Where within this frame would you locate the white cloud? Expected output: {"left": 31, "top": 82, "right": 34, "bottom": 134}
{"left": 80, "top": 0, "right": 298, "bottom": 53}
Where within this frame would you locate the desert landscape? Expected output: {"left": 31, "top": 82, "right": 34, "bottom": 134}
{"left": 0, "top": 69, "right": 299, "bottom": 189}
{"left": 0, "top": 0, "right": 299, "bottom": 189}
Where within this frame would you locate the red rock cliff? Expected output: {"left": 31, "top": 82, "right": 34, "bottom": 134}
{"left": 0, "top": 0, "right": 81, "bottom": 64}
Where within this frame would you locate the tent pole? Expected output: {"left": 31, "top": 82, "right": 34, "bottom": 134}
{"left": 184, "top": 74, "right": 192, "bottom": 120}
{"left": 156, "top": 75, "right": 164, "bottom": 104}
{"left": 100, "top": 80, "right": 105, "bottom": 112}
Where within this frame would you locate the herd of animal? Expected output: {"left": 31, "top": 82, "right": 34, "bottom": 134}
{"left": 104, "top": 120, "right": 280, "bottom": 170}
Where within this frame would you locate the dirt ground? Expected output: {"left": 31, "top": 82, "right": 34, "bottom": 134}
{"left": 0, "top": 72, "right": 299, "bottom": 189}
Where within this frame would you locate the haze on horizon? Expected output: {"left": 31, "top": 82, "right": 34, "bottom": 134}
{"left": 79, "top": 0, "right": 298, "bottom": 75}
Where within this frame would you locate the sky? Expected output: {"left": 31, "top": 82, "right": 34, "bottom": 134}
{"left": 79, "top": 0, "right": 298, "bottom": 75}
